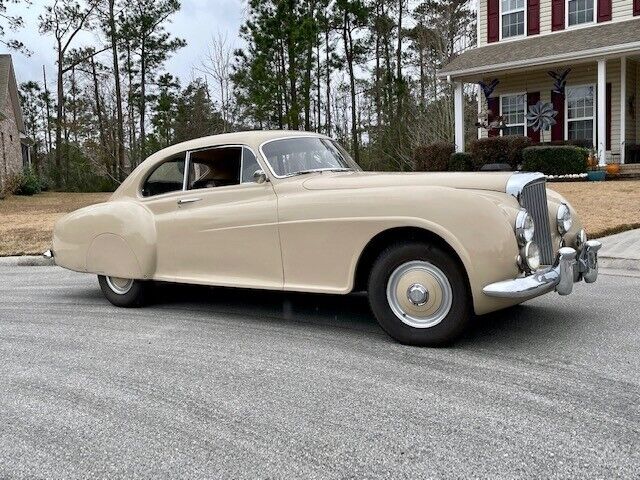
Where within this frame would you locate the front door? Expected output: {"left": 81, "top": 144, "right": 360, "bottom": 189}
{"left": 166, "top": 145, "right": 282, "bottom": 290}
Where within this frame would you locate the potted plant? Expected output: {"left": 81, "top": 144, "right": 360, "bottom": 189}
{"left": 587, "top": 148, "right": 598, "bottom": 169}
{"left": 587, "top": 153, "right": 606, "bottom": 181}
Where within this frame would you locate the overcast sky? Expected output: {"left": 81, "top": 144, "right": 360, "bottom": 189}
{"left": 9, "top": 0, "right": 246, "bottom": 87}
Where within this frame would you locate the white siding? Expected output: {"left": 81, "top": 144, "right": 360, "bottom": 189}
{"left": 477, "top": 59, "right": 627, "bottom": 157}
{"left": 478, "top": 0, "right": 638, "bottom": 47}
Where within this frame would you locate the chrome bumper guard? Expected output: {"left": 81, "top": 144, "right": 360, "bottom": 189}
{"left": 483, "top": 240, "right": 602, "bottom": 299}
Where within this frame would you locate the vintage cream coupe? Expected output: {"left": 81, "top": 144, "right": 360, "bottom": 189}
{"left": 47, "top": 131, "right": 601, "bottom": 345}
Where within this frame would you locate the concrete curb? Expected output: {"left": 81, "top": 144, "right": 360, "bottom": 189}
{"left": 598, "top": 257, "right": 640, "bottom": 271}
{"left": 0, "top": 255, "right": 55, "bottom": 267}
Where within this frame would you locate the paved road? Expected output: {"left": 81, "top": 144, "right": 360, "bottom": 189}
{"left": 0, "top": 265, "right": 638, "bottom": 478}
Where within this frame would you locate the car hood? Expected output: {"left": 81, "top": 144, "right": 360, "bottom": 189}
{"left": 301, "top": 171, "right": 514, "bottom": 193}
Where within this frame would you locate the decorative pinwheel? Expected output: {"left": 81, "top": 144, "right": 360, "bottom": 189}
{"left": 548, "top": 68, "right": 571, "bottom": 95}
{"left": 526, "top": 100, "right": 557, "bottom": 132}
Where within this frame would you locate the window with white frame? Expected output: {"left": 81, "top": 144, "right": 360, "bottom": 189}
{"left": 566, "top": 85, "right": 595, "bottom": 145}
{"left": 501, "top": 0, "right": 525, "bottom": 38}
{"left": 501, "top": 94, "right": 526, "bottom": 136}
{"left": 567, "top": 0, "right": 594, "bottom": 26}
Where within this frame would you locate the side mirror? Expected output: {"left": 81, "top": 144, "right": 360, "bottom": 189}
{"left": 253, "top": 169, "right": 268, "bottom": 184}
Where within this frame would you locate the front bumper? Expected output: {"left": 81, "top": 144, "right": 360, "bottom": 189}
{"left": 483, "top": 240, "right": 602, "bottom": 299}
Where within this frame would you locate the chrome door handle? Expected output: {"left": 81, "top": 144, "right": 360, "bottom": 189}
{"left": 177, "top": 197, "right": 202, "bottom": 205}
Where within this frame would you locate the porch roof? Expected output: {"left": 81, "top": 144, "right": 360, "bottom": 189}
{"left": 439, "top": 19, "right": 640, "bottom": 79}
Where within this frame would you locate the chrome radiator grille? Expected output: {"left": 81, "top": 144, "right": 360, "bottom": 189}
{"left": 520, "top": 180, "right": 554, "bottom": 265}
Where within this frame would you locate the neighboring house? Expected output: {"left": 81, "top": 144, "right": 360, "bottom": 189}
{"left": 439, "top": 0, "right": 640, "bottom": 165}
{"left": 0, "top": 54, "right": 30, "bottom": 190}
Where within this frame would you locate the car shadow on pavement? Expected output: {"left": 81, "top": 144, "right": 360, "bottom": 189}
{"left": 142, "top": 282, "right": 572, "bottom": 347}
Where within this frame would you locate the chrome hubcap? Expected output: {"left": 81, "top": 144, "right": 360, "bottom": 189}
{"left": 407, "top": 283, "right": 429, "bottom": 306}
{"left": 386, "top": 261, "right": 453, "bottom": 329}
{"left": 105, "top": 276, "right": 134, "bottom": 295}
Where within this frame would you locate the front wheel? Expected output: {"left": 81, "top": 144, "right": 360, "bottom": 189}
{"left": 368, "top": 242, "right": 471, "bottom": 346}
{"left": 98, "top": 275, "right": 148, "bottom": 307}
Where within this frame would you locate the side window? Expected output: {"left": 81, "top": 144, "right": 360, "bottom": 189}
{"left": 241, "top": 147, "right": 261, "bottom": 183}
{"left": 142, "top": 155, "right": 185, "bottom": 197}
{"left": 187, "top": 147, "right": 241, "bottom": 190}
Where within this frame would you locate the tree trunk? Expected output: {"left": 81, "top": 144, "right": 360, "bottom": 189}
{"left": 324, "top": 26, "right": 331, "bottom": 136}
{"left": 109, "top": 0, "right": 126, "bottom": 180}
{"left": 55, "top": 46, "right": 64, "bottom": 188}
{"left": 139, "top": 38, "right": 147, "bottom": 165}
{"left": 343, "top": 13, "right": 359, "bottom": 163}
{"left": 91, "top": 57, "right": 108, "bottom": 164}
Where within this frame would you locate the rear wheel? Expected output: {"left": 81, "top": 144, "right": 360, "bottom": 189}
{"left": 98, "top": 275, "right": 148, "bottom": 307}
{"left": 367, "top": 242, "right": 471, "bottom": 346}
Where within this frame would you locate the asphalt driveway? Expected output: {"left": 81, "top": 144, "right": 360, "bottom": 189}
{"left": 0, "top": 265, "right": 638, "bottom": 478}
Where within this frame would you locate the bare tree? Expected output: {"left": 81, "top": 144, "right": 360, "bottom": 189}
{"left": 198, "top": 33, "right": 234, "bottom": 131}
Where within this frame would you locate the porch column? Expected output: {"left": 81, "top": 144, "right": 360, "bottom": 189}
{"left": 477, "top": 85, "right": 482, "bottom": 140}
{"left": 597, "top": 59, "right": 607, "bottom": 166}
{"left": 454, "top": 82, "right": 465, "bottom": 152}
{"left": 620, "top": 57, "right": 626, "bottom": 164}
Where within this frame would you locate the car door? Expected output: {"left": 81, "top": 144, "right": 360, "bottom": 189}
{"left": 167, "top": 145, "right": 283, "bottom": 290}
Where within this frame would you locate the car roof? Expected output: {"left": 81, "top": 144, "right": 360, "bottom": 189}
{"left": 145, "top": 130, "right": 328, "bottom": 163}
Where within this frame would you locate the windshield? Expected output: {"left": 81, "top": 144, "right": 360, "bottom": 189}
{"left": 261, "top": 137, "right": 361, "bottom": 177}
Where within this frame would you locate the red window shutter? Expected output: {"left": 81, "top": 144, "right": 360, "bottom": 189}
{"left": 606, "top": 83, "right": 612, "bottom": 150}
{"left": 487, "top": 97, "right": 500, "bottom": 137}
{"left": 527, "top": 92, "right": 541, "bottom": 142}
{"left": 527, "top": 0, "right": 540, "bottom": 35}
{"left": 635, "top": 0, "right": 640, "bottom": 16}
{"left": 551, "top": 91, "right": 564, "bottom": 141}
{"left": 488, "top": 0, "right": 500, "bottom": 43}
{"left": 598, "top": 0, "right": 612, "bottom": 21}
{"left": 551, "top": 0, "right": 565, "bottom": 31}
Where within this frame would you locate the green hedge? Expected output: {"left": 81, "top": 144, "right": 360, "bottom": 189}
{"left": 448, "top": 152, "right": 474, "bottom": 171}
{"left": 413, "top": 142, "right": 455, "bottom": 172}
{"left": 468, "top": 136, "right": 531, "bottom": 170}
{"left": 521, "top": 146, "right": 588, "bottom": 175}
{"left": 16, "top": 168, "right": 42, "bottom": 196}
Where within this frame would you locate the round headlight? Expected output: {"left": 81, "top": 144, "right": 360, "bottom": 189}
{"left": 515, "top": 209, "right": 535, "bottom": 245}
{"left": 557, "top": 203, "right": 572, "bottom": 235}
{"left": 523, "top": 241, "right": 541, "bottom": 272}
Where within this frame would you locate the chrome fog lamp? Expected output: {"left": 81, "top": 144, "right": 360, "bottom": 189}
{"left": 515, "top": 209, "right": 535, "bottom": 246}
{"left": 556, "top": 203, "right": 572, "bottom": 235}
{"left": 522, "top": 241, "right": 541, "bottom": 272}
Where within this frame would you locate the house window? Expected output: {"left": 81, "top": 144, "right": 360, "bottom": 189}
{"left": 567, "top": 0, "right": 594, "bottom": 26}
{"left": 501, "top": 94, "right": 526, "bottom": 136}
{"left": 501, "top": 0, "right": 526, "bottom": 38}
{"left": 566, "top": 85, "right": 595, "bottom": 145}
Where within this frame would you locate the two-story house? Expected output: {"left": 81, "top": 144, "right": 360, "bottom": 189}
{"left": 439, "top": 0, "right": 640, "bottom": 165}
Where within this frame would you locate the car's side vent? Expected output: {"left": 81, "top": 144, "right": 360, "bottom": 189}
{"left": 520, "top": 179, "right": 554, "bottom": 266}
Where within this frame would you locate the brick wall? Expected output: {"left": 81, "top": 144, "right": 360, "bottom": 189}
{"left": 0, "top": 82, "right": 23, "bottom": 190}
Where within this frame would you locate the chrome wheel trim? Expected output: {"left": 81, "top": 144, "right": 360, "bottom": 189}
{"left": 105, "top": 276, "right": 134, "bottom": 295}
{"left": 386, "top": 260, "right": 453, "bottom": 329}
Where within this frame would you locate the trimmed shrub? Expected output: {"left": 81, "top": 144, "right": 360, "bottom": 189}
{"left": 448, "top": 152, "right": 474, "bottom": 171}
{"left": 16, "top": 168, "right": 42, "bottom": 196}
{"left": 413, "top": 142, "right": 455, "bottom": 172}
{"left": 468, "top": 136, "right": 532, "bottom": 170}
{"left": 521, "top": 146, "right": 588, "bottom": 175}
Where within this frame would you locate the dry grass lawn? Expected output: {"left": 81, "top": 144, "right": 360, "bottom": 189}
{"left": 0, "top": 180, "right": 639, "bottom": 256}
{"left": 550, "top": 179, "right": 640, "bottom": 238}
{"left": 0, "top": 192, "right": 110, "bottom": 256}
